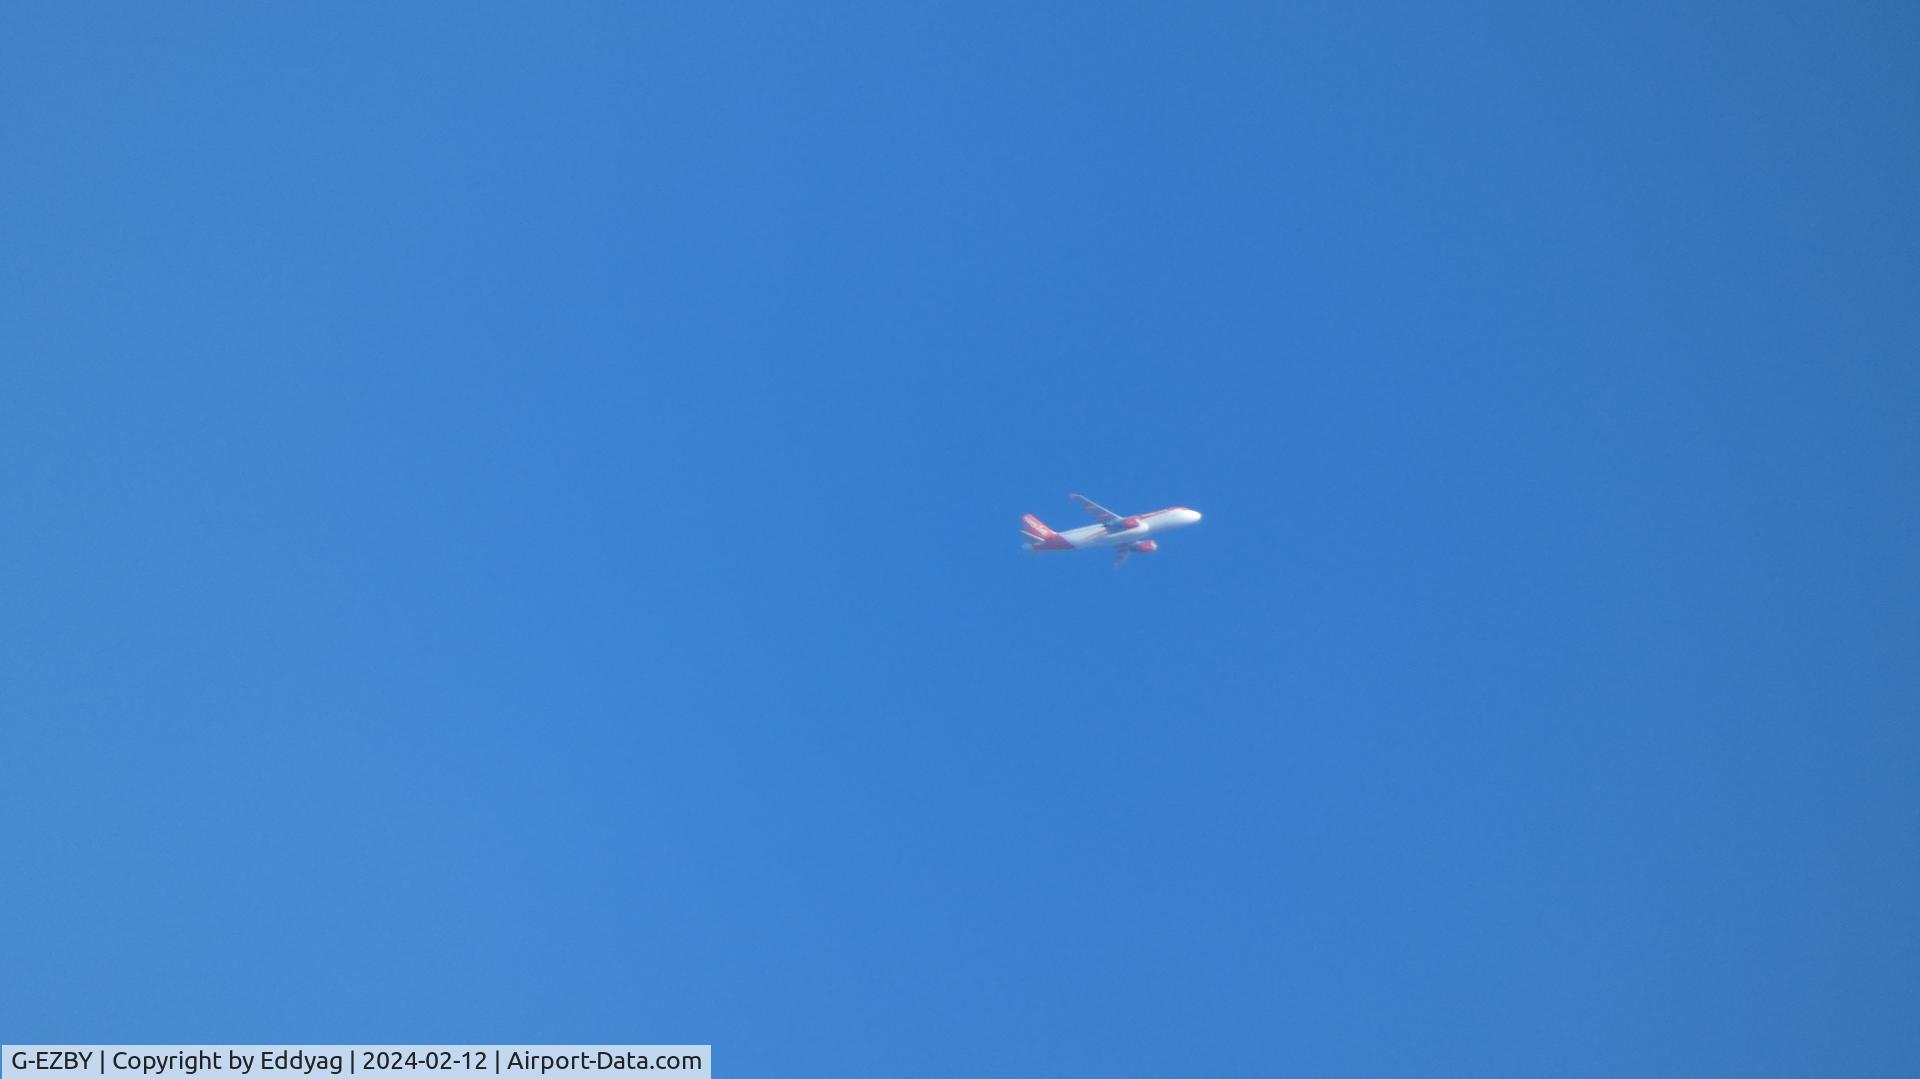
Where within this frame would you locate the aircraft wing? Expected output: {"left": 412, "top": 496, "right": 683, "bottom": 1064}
{"left": 1069, "top": 493, "right": 1122, "bottom": 525}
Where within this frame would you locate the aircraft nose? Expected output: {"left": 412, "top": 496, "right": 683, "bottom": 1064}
{"left": 1188, "top": 509, "right": 1204, "bottom": 523}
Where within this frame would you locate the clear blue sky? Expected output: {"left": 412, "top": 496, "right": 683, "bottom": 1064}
{"left": 3, "top": 4, "right": 1916, "bottom": 1075}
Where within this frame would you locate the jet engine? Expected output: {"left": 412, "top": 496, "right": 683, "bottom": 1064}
{"left": 1130, "top": 540, "right": 1158, "bottom": 553}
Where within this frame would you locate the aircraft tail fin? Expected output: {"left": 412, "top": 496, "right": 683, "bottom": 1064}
{"left": 1021, "top": 513, "right": 1072, "bottom": 551}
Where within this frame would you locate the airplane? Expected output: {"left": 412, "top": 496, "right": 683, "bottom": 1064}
{"left": 1020, "top": 494, "right": 1204, "bottom": 567}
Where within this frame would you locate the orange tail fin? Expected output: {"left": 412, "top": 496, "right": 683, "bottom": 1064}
{"left": 1021, "top": 514, "right": 1073, "bottom": 550}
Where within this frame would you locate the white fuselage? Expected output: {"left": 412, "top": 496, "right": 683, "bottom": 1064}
{"left": 1059, "top": 507, "right": 1203, "bottom": 548}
